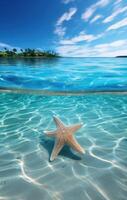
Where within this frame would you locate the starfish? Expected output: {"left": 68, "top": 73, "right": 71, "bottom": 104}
{"left": 45, "top": 116, "right": 85, "bottom": 161}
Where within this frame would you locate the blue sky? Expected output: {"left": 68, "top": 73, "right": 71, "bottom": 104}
{"left": 0, "top": 0, "right": 127, "bottom": 57}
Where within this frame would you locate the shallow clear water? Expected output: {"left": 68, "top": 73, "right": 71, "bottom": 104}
{"left": 0, "top": 58, "right": 127, "bottom": 200}
{"left": 0, "top": 93, "right": 127, "bottom": 200}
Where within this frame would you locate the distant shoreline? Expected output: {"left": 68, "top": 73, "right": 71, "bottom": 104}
{"left": 116, "top": 56, "right": 127, "bottom": 58}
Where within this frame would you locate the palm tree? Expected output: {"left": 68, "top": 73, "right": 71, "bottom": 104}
{"left": 4, "top": 47, "right": 7, "bottom": 51}
{"left": 0, "top": 47, "right": 59, "bottom": 58}
{"left": 13, "top": 48, "right": 17, "bottom": 53}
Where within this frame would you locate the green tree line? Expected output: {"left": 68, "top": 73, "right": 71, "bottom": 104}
{"left": 0, "top": 48, "right": 59, "bottom": 58}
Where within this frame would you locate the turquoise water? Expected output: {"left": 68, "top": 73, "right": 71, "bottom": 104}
{"left": 0, "top": 57, "right": 127, "bottom": 92}
{"left": 0, "top": 58, "right": 127, "bottom": 200}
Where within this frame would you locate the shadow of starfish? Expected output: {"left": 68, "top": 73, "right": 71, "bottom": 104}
{"left": 40, "top": 134, "right": 81, "bottom": 161}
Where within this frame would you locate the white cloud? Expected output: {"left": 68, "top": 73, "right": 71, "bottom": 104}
{"left": 106, "top": 17, "right": 127, "bottom": 31}
{"left": 0, "top": 42, "right": 12, "bottom": 49}
{"left": 57, "top": 45, "right": 80, "bottom": 56}
{"left": 82, "top": 0, "right": 110, "bottom": 21}
{"left": 56, "top": 8, "right": 77, "bottom": 26}
{"left": 94, "top": 40, "right": 127, "bottom": 56}
{"left": 54, "top": 7, "right": 77, "bottom": 37}
{"left": 56, "top": 44, "right": 99, "bottom": 57}
{"left": 82, "top": 7, "right": 95, "bottom": 22}
{"left": 95, "top": 40, "right": 127, "bottom": 48}
{"left": 54, "top": 27, "right": 66, "bottom": 37}
{"left": 103, "top": 6, "right": 127, "bottom": 23}
{"left": 90, "top": 15, "right": 102, "bottom": 23}
{"left": 60, "top": 33, "right": 95, "bottom": 44}
{"left": 56, "top": 39, "right": 127, "bottom": 57}
{"left": 59, "top": 32, "right": 104, "bottom": 45}
{"left": 0, "top": 42, "right": 20, "bottom": 50}
{"left": 62, "top": 0, "right": 75, "bottom": 4}
{"left": 114, "top": 0, "right": 122, "bottom": 6}
{"left": 97, "top": 0, "right": 110, "bottom": 7}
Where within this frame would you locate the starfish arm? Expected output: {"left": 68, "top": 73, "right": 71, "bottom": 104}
{"left": 53, "top": 116, "right": 65, "bottom": 129}
{"left": 67, "top": 135, "right": 85, "bottom": 154}
{"left": 50, "top": 138, "right": 64, "bottom": 161}
{"left": 67, "top": 123, "right": 82, "bottom": 134}
{"left": 45, "top": 130, "right": 56, "bottom": 137}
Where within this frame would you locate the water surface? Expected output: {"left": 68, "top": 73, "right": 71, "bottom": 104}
{"left": 0, "top": 57, "right": 127, "bottom": 92}
{"left": 0, "top": 58, "right": 127, "bottom": 200}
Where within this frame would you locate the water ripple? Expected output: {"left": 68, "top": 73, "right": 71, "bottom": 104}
{"left": 0, "top": 93, "right": 127, "bottom": 200}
